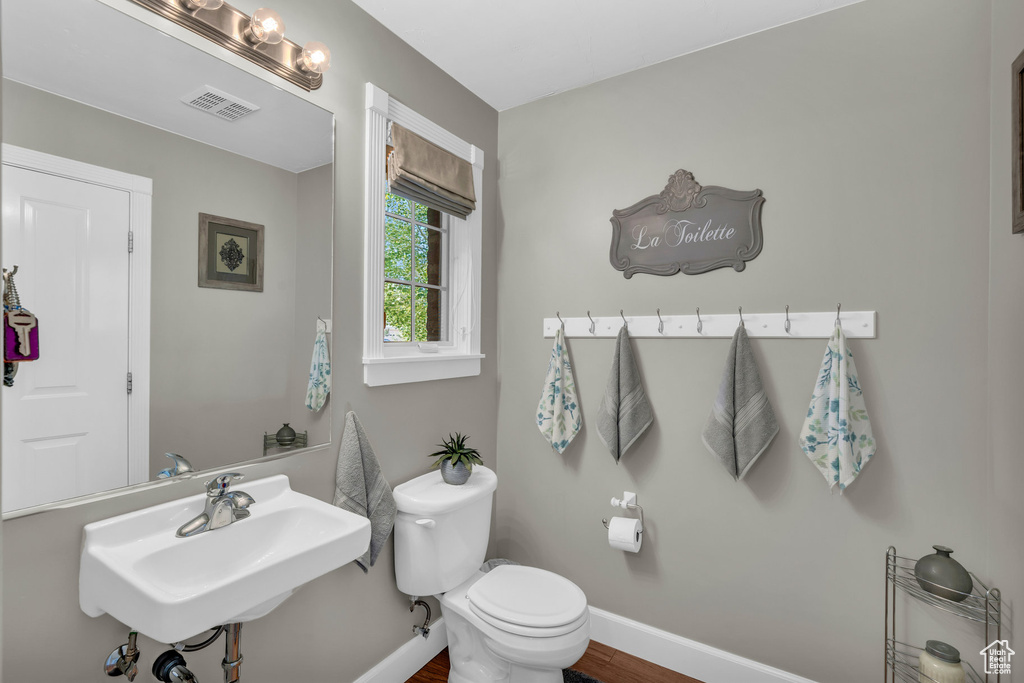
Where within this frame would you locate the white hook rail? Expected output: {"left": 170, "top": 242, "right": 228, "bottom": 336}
{"left": 543, "top": 309, "right": 876, "bottom": 339}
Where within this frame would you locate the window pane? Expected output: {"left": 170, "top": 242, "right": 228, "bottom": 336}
{"left": 415, "top": 226, "right": 443, "bottom": 286}
{"left": 385, "top": 217, "right": 412, "bottom": 281}
{"left": 384, "top": 282, "right": 411, "bottom": 342}
{"left": 386, "top": 193, "right": 411, "bottom": 218}
{"left": 414, "top": 286, "right": 442, "bottom": 342}
{"left": 414, "top": 202, "right": 428, "bottom": 224}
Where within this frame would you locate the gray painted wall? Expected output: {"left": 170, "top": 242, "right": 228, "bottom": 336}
{"left": 988, "top": 0, "right": 1024, "bottom": 664}
{"left": 495, "top": 1, "right": 1000, "bottom": 681}
{"left": 1, "top": 79, "right": 327, "bottom": 477}
{"left": 0, "top": 0, "right": 499, "bottom": 680}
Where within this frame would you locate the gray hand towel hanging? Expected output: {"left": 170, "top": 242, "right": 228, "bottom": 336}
{"left": 333, "top": 411, "right": 396, "bottom": 573}
{"left": 702, "top": 325, "right": 779, "bottom": 480}
{"left": 596, "top": 326, "right": 653, "bottom": 462}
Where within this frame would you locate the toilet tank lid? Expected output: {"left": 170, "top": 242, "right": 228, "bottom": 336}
{"left": 393, "top": 466, "right": 497, "bottom": 516}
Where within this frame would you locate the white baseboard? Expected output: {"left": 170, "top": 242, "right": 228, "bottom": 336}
{"left": 352, "top": 617, "right": 448, "bottom": 683}
{"left": 588, "top": 607, "right": 818, "bottom": 683}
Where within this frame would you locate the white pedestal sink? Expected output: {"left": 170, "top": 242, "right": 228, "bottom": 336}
{"left": 79, "top": 474, "right": 371, "bottom": 643}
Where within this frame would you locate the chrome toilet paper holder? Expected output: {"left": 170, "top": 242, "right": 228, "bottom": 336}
{"left": 602, "top": 491, "right": 644, "bottom": 532}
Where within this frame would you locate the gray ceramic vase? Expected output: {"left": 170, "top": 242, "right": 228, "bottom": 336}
{"left": 275, "top": 423, "right": 297, "bottom": 447}
{"left": 440, "top": 460, "right": 471, "bottom": 485}
{"left": 914, "top": 545, "right": 973, "bottom": 602}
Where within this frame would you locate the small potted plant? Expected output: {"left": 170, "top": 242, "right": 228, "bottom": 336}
{"left": 429, "top": 432, "right": 483, "bottom": 485}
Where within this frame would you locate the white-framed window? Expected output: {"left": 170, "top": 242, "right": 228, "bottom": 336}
{"left": 363, "top": 83, "right": 484, "bottom": 386}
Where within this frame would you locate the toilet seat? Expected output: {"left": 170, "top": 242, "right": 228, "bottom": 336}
{"left": 466, "top": 565, "right": 588, "bottom": 638}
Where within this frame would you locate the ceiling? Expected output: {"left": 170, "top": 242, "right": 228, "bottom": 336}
{"left": 2, "top": 0, "right": 333, "bottom": 173}
{"left": 350, "top": 0, "right": 865, "bottom": 112}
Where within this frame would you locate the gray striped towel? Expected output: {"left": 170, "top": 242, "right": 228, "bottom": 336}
{"left": 596, "top": 326, "right": 653, "bottom": 462}
{"left": 702, "top": 325, "right": 779, "bottom": 480}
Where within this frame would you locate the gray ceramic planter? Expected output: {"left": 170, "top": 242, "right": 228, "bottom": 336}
{"left": 440, "top": 460, "right": 471, "bottom": 485}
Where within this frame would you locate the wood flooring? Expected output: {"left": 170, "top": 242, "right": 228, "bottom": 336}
{"left": 405, "top": 641, "right": 705, "bottom": 683}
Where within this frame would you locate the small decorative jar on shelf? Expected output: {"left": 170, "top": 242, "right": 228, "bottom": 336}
{"left": 275, "top": 423, "right": 297, "bottom": 447}
{"left": 914, "top": 545, "right": 974, "bottom": 603}
{"left": 918, "top": 640, "right": 965, "bottom": 683}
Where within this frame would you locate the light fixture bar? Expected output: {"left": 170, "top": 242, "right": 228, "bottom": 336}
{"left": 124, "top": 0, "right": 323, "bottom": 91}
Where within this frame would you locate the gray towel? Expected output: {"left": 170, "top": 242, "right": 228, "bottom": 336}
{"left": 702, "top": 326, "right": 779, "bottom": 480}
{"left": 596, "top": 326, "right": 653, "bottom": 462}
{"left": 333, "top": 411, "right": 396, "bottom": 573}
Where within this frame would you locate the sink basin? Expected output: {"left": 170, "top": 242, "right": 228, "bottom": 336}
{"left": 79, "top": 474, "right": 371, "bottom": 643}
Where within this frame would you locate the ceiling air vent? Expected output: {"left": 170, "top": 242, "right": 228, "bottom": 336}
{"left": 180, "top": 86, "right": 260, "bottom": 121}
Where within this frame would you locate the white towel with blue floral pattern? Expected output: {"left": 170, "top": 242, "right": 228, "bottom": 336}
{"left": 305, "top": 319, "right": 331, "bottom": 412}
{"left": 536, "top": 327, "right": 582, "bottom": 454}
{"left": 800, "top": 325, "right": 876, "bottom": 492}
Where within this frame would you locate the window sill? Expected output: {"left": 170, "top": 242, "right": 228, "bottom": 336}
{"left": 363, "top": 353, "right": 485, "bottom": 386}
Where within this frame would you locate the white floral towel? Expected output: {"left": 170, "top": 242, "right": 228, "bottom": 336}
{"left": 305, "top": 319, "right": 331, "bottom": 412}
{"left": 536, "top": 327, "right": 582, "bottom": 454}
{"left": 800, "top": 325, "right": 876, "bottom": 492}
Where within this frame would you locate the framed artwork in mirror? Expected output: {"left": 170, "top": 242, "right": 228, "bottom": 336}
{"left": 198, "top": 213, "right": 264, "bottom": 291}
{"left": 1013, "top": 47, "right": 1024, "bottom": 234}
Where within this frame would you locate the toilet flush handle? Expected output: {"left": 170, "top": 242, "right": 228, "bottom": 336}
{"left": 415, "top": 518, "right": 436, "bottom": 529}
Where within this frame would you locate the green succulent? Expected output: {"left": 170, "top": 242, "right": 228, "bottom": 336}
{"left": 429, "top": 432, "right": 483, "bottom": 471}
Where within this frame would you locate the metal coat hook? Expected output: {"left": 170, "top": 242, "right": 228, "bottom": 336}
{"left": 556, "top": 311, "right": 565, "bottom": 331}
{"left": 587, "top": 310, "right": 596, "bottom": 335}
{"left": 696, "top": 307, "right": 703, "bottom": 334}
{"left": 835, "top": 303, "right": 842, "bottom": 326}
{"left": 784, "top": 305, "right": 791, "bottom": 334}
{"left": 738, "top": 306, "right": 745, "bottom": 328}
{"left": 620, "top": 309, "right": 628, "bottom": 329}
{"left": 656, "top": 308, "right": 664, "bottom": 334}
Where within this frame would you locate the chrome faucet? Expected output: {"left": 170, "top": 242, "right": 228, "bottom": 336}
{"left": 176, "top": 473, "right": 254, "bottom": 538}
{"left": 158, "top": 453, "right": 195, "bottom": 479}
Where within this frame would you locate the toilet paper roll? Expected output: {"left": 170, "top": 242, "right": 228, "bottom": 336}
{"left": 607, "top": 516, "right": 642, "bottom": 553}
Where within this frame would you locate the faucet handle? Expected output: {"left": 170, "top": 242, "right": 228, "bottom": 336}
{"left": 205, "top": 473, "right": 243, "bottom": 495}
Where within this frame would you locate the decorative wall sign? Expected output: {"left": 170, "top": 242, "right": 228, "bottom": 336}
{"left": 198, "top": 213, "right": 264, "bottom": 292}
{"left": 609, "top": 170, "right": 765, "bottom": 278}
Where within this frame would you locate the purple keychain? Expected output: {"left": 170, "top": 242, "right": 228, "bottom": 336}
{"left": 3, "top": 267, "right": 40, "bottom": 363}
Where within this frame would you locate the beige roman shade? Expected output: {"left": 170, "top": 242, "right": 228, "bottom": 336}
{"left": 387, "top": 123, "right": 476, "bottom": 219}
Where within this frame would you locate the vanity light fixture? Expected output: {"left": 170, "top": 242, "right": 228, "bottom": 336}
{"left": 245, "top": 8, "right": 285, "bottom": 46}
{"left": 126, "top": 0, "right": 330, "bottom": 90}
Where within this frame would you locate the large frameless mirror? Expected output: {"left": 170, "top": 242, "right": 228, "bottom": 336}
{"left": 1, "top": 0, "right": 334, "bottom": 515}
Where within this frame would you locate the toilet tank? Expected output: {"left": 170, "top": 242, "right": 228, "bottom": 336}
{"left": 393, "top": 466, "right": 497, "bottom": 597}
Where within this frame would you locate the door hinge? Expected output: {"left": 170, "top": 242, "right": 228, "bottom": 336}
{"left": 127, "top": 372, "right": 133, "bottom": 394}
{"left": 128, "top": 231, "right": 134, "bottom": 254}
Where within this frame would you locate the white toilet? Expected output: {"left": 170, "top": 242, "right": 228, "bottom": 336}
{"left": 393, "top": 466, "right": 591, "bottom": 683}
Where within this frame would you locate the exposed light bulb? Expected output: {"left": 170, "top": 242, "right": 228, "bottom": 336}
{"left": 246, "top": 8, "right": 285, "bottom": 45}
{"left": 299, "top": 41, "right": 331, "bottom": 74}
{"left": 180, "top": 0, "right": 224, "bottom": 10}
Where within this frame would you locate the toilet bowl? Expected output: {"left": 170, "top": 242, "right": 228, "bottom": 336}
{"left": 442, "top": 568, "right": 590, "bottom": 683}
{"left": 393, "top": 467, "right": 591, "bottom": 683}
